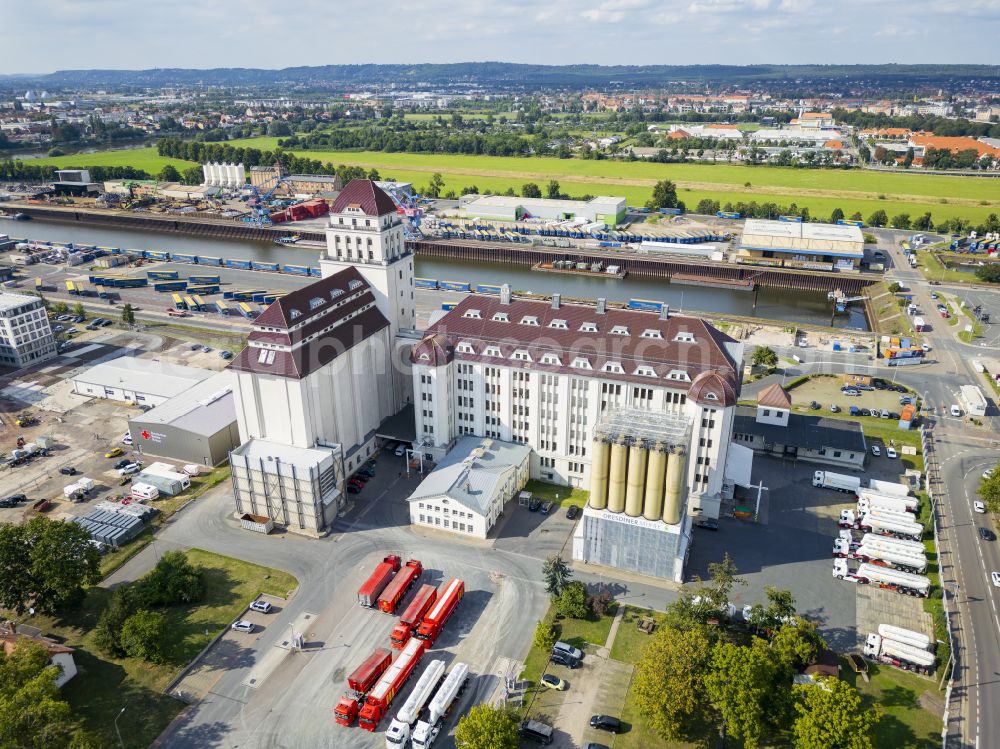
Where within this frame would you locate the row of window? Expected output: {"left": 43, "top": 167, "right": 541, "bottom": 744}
{"left": 417, "top": 515, "right": 475, "bottom": 533}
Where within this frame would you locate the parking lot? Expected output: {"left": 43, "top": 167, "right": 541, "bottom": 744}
{"left": 687, "top": 454, "right": 930, "bottom": 651}
{"left": 789, "top": 375, "right": 918, "bottom": 418}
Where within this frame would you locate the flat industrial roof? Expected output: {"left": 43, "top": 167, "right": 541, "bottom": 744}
{"left": 742, "top": 219, "right": 863, "bottom": 243}
{"left": 0, "top": 291, "right": 43, "bottom": 313}
{"left": 465, "top": 195, "right": 625, "bottom": 211}
{"left": 129, "top": 371, "right": 236, "bottom": 436}
{"left": 230, "top": 438, "right": 339, "bottom": 472}
{"left": 73, "top": 357, "right": 213, "bottom": 399}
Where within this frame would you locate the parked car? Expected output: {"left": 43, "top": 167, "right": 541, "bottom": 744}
{"left": 59, "top": 466, "right": 78, "bottom": 475}
{"left": 809, "top": 401, "right": 821, "bottom": 410}
{"left": 219, "top": 350, "right": 233, "bottom": 360}
{"left": 930, "top": 292, "right": 939, "bottom": 300}
{"left": 105, "top": 447, "right": 124, "bottom": 458}
{"left": 553, "top": 641, "right": 584, "bottom": 661}
{"left": 114, "top": 459, "right": 131, "bottom": 470}
{"left": 900, "top": 396, "right": 913, "bottom": 405}
{"left": 886, "top": 447, "right": 898, "bottom": 459}
{"left": 528, "top": 497, "right": 542, "bottom": 512}
{"left": 873, "top": 380, "right": 886, "bottom": 390}
{"left": 358, "top": 466, "right": 376, "bottom": 478}
{"left": 842, "top": 388, "right": 860, "bottom": 397}
{"left": 0, "top": 494, "right": 27, "bottom": 508}
{"left": 249, "top": 600, "right": 272, "bottom": 614}
{"left": 974, "top": 501, "right": 986, "bottom": 513}
{"left": 695, "top": 518, "right": 719, "bottom": 531}
{"left": 983, "top": 469, "right": 994, "bottom": 480}
{"left": 351, "top": 474, "right": 369, "bottom": 483}
{"left": 117, "top": 462, "right": 142, "bottom": 476}
{"left": 589, "top": 715, "right": 623, "bottom": 734}
{"left": 190, "top": 343, "right": 201, "bottom": 351}
{"left": 231, "top": 620, "right": 255, "bottom": 633}
{"left": 951, "top": 404, "right": 962, "bottom": 417}
{"left": 346, "top": 484, "right": 362, "bottom": 494}
{"left": 849, "top": 406, "right": 861, "bottom": 416}
{"left": 871, "top": 445, "right": 881, "bottom": 457}
{"left": 880, "top": 409, "right": 891, "bottom": 419}
{"left": 540, "top": 674, "right": 567, "bottom": 691}
{"left": 201, "top": 345, "right": 212, "bottom": 353}
{"left": 830, "top": 404, "right": 840, "bottom": 413}
{"left": 540, "top": 501, "right": 554, "bottom": 515}
{"left": 992, "top": 571, "right": 1000, "bottom": 588}
{"left": 566, "top": 505, "right": 579, "bottom": 520}
{"left": 549, "top": 651, "right": 581, "bottom": 669}
{"left": 395, "top": 443, "right": 408, "bottom": 457}
{"left": 72, "top": 315, "right": 85, "bottom": 323}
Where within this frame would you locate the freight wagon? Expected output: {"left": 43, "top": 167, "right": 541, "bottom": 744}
{"left": 251, "top": 261, "right": 280, "bottom": 272}
{"left": 186, "top": 284, "right": 220, "bottom": 295}
{"left": 172, "top": 253, "right": 197, "bottom": 264}
{"left": 145, "top": 251, "right": 171, "bottom": 261}
{"left": 197, "top": 256, "right": 223, "bottom": 266}
{"left": 152, "top": 280, "right": 187, "bottom": 292}
{"left": 627, "top": 298, "right": 664, "bottom": 312}
{"left": 224, "top": 259, "right": 252, "bottom": 270}
{"left": 188, "top": 275, "right": 221, "bottom": 285}
{"left": 281, "top": 264, "right": 312, "bottom": 276}
{"left": 414, "top": 278, "right": 439, "bottom": 289}
{"left": 475, "top": 284, "right": 503, "bottom": 295}
{"left": 438, "top": 281, "right": 472, "bottom": 292}
{"left": 147, "top": 270, "right": 180, "bottom": 281}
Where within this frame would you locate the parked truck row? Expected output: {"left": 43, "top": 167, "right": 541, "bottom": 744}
{"left": 832, "top": 558, "right": 930, "bottom": 597}
{"left": 864, "top": 632, "right": 935, "bottom": 674}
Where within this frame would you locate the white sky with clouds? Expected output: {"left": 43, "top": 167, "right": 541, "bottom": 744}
{"left": 2, "top": 0, "right": 998, "bottom": 73}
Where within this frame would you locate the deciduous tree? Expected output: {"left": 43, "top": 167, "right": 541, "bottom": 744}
{"left": 139, "top": 550, "right": 205, "bottom": 607}
{"left": 751, "top": 346, "right": 778, "bottom": 369}
{"left": 532, "top": 620, "right": 556, "bottom": 654}
{"left": 454, "top": 704, "right": 519, "bottom": 749}
{"left": 521, "top": 182, "right": 541, "bottom": 198}
{"left": 705, "top": 639, "right": 779, "bottom": 749}
{"left": 120, "top": 609, "right": 167, "bottom": 664}
{"left": 646, "top": 179, "right": 679, "bottom": 211}
{"left": 792, "top": 676, "right": 880, "bottom": 749}
{"left": 555, "top": 581, "right": 590, "bottom": 619}
{"left": 632, "top": 624, "right": 715, "bottom": 741}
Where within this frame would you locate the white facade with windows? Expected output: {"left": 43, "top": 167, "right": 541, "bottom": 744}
{"left": 410, "top": 295, "right": 743, "bottom": 519}
{"left": 408, "top": 436, "right": 530, "bottom": 539}
{"left": 0, "top": 292, "right": 56, "bottom": 369}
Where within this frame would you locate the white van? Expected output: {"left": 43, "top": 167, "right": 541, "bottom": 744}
{"left": 130, "top": 482, "right": 160, "bottom": 501}
{"left": 951, "top": 404, "right": 962, "bottom": 417}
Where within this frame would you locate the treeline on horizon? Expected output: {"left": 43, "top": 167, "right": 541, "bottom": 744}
{"left": 2, "top": 62, "right": 997, "bottom": 90}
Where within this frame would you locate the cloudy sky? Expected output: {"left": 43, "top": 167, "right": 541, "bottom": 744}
{"left": 4, "top": 0, "right": 998, "bottom": 73}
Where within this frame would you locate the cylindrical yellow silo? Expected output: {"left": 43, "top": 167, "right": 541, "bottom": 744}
{"left": 643, "top": 444, "right": 667, "bottom": 520}
{"left": 607, "top": 438, "right": 628, "bottom": 514}
{"left": 624, "top": 443, "right": 647, "bottom": 517}
{"left": 588, "top": 438, "right": 610, "bottom": 510}
{"left": 662, "top": 446, "right": 687, "bottom": 525}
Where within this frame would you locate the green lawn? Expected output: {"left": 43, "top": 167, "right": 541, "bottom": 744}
{"left": 21, "top": 146, "right": 196, "bottom": 175}
{"left": 841, "top": 660, "right": 943, "bottom": 749}
{"left": 919, "top": 250, "right": 976, "bottom": 285}
{"left": 609, "top": 605, "right": 667, "bottom": 664}
{"left": 522, "top": 479, "right": 588, "bottom": 509}
{"left": 519, "top": 603, "right": 617, "bottom": 683}
{"left": 617, "top": 698, "right": 697, "bottom": 749}
{"left": 19, "top": 549, "right": 298, "bottom": 748}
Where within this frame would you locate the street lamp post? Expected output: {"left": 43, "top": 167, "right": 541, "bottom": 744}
{"left": 114, "top": 704, "right": 126, "bottom": 749}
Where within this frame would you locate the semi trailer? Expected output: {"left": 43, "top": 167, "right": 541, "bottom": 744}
{"left": 415, "top": 578, "right": 464, "bottom": 646}
{"left": 856, "top": 488, "right": 919, "bottom": 513}
{"left": 860, "top": 512, "right": 923, "bottom": 541}
{"left": 854, "top": 543, "right": 928, "bottom": 574}
{"left": 358, "top": 555, "right": 402, "bottom": 608}
{"left": 390, "top": 584, "right": 437, "bottom": 649}
{"left": 334, "top": 648, "right": 393, "bottom": 726}
{"left": 856, "top": 501, "right": 917, "bottom": 524}
{"left": 411, "top": 662, "right": 471, "bottom": 749}
{"left": 868, "top": 479, "right": 911, "bottom": 498}
{"left": 358, "top": 638, "right": 426, "bottom": 731}
{"left": 860, "top": 532, "right": 925, "bottom": 555}
{"left": 854, "top": 563, "right": 931, "bottom": 597}
{"left": 814, "top": 471, "right": 862, "bottom": 493}
{"left": 877, "top": 624, "right": 934, "bottom": 652}
{"left": 378, "top": 559, "right": 423, "bottom": 614}
{"left": 384, "top": 659, "right": 446, "bottom": 747}
{"left": 864, "top": 633, "right": 935, "bottom": 673}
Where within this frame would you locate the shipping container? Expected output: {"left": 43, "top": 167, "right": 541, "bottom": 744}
{"left": 196, "top": 256, "right": 223, "bottom": 266}
{"left": 251, "top": 261, "right": 280, "bottom": 272}
{"left": 153, "top": 280, "right": 187, "bottom": 292}
{"left": 214, "top": 300, "right": 230, "bottom": 315}
{"left": 186, "top": 284, "right": 220, "bottom": 295}
{"left": 238, "top": 302, "right": 256, "bottom": 318}
{"left": 172, "top": 253, "right": 197, "bottom": 264}
{"left": 439, "top": 281, "right": 472, "bottom": 292}
{"left": 414, "top": 278, "right": 439, "bottom": 289}
{"left": 475, "top": 284, "right": 503, "bottom": 295}
{"left": 627, "top": 298, "right": 664, "bottom": 312}
{"left": 172, "top": 293, "right": 185, "bottom": 309}
{"left": 188, "top": 275, "right": 221, "bottom": 285}
{"left": 147, "top": 270, "right": 180, "bottom": 281}
{"left": 281, "top": 264, "right": 311, "bottom": 276}
{"left": 183, "top": 296, "right": 199, "bottom": 311}
{"left": 146, "top": 251, "right": 171, "bottom": 261}
{"left": 224, "top": 259, "right": 252, "bottom": 270}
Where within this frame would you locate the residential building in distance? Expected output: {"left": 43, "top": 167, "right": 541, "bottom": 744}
{"left": 737, "top": 219, "right": 865, "bottom": 271}
{"left": 408, "top": 435, "right": 530, "bottom": 539}
{"left": 0, "top": 291, "right": 57, "bottom": 369}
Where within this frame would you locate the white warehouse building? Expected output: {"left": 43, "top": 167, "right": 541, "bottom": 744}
{"left": 462, "top": 195, "right": 627, "bottom": 226}
{"left": 202, "top": 162, "right": 246, "bottom": 189}
{"left": 72, "top": 357, "right": 213, "bottom": 406}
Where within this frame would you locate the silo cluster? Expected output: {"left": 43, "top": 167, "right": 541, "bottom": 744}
{"left": 588, "top": 436, "right": 687, "bottom": 525}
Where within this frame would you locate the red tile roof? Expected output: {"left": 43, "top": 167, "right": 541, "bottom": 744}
{"left": 331, "top": 179, "right": 397, "bottom": 216}
{"left": 910, "top": 134, "right": 1000, "bottom": 158}
{"left": 414, "top": 295, "right": 741, "bottom": 392}
{"left": 757, "top": 382, "right": 791, "bottom": 409}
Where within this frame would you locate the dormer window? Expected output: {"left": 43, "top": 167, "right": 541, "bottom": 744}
{"left": 330, "top": 288, "right": 344, "bottom": 300}
{"left": 580, "top": 321, "right": 598, "bottom": 333}
{"left": 289, "top": 309, "right": 302, "bottom": 320}
{"left": 463, "top": 309, "right": 482, "bottom": 319}
{"left": 602, "top": 361, "right": 624, "bottom": 374}
{"left": 309, "top": 297, "right": 325, "bottom": 310}
{"left": 634, "top": 365, "right": 656, "bottom": 377}
{"left": 512, "top": 349, "right": 532, "bottom": 362}
{"left": 641, "top": 329, "right": 662, "bottom": 339}
{"left": 610, "top": 325, "right": 629, "bottom": 336}
{"left": 456, "top": 342, "right": 475, "bottom": 354}
{"left": 548, "top": 319, "right": 568, "bottom": 330}
{"left": 571, "top": 357, "right": 592, "bottom": 370}
{"left": 484, "top": 345, "right": 502, "bottom": 357}
{"left": 704, "top": 392, "right": 719, "bottom": 401}
{"left": 520, "top": 315, "right": 539, "bottom": 327}
{"left": 541, "top": 353, "right": 561, "bottom": 365}
{"left": 674, "top": 331, "right": 696, "bottom": 343}
{"left": 492, "top": 312, "right": 509, "bottom": 323}
{"left": 257, "top": 349, "right": 275, "bottom": 365}
{"left": 667, "top": 369, "right": 691, "bottom": 381}
{"left": 348, "top": 279, "right": 363, "bottom": 291}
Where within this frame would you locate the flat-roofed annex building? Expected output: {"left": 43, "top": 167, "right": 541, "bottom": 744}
{"left": 72, "top": 357, "right": 212, "bottom": 406}
{"left": 737, "top": 219, "right": 864, "bottom": 271}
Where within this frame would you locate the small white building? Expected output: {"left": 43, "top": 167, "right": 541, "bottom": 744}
{"left": 408, "top": 436, "right": 530, "bottom": 539}
{"left": 960, "top": 385, "right": 987, "bottom": 417}
{"left": 72, "top": 357, "right": 214, "bottom": 406}
{"left": 0, "top": 291, "right": 56, "bottom": 369}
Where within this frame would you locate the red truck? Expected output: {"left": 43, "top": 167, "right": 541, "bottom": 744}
{"left": 333, "top": 648, "right": 392, "bottom": 726}
{"left": 415, "top": 578, "right": 464, "bottom": 646}
{"left": 377, "top": 559, "right": 423, "bottom": 614}
{"left": 390, "top": 584, "right": 437, "bottom": 649}
{"left": 358, "top": 555, "right": 402, "bottom": 608}
{"left": 357, "top": 637, "right": 426, "bottom": 731}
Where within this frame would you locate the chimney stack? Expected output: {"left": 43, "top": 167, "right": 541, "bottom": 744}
{"left": 596, "top": 297, "right": 606, "bottom": 315}
{"left": 551, "top": 293, "right": 561, "bottom": 310}
{"left": 500, "top": 284, "right": 512, "bottom": 305}
{"left": 660, "top": 303, "right": 670, "bottom": 320}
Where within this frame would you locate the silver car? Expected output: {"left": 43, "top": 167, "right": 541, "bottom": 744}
{"left": 231, "top": 620, "right": 255, "bottom": 633}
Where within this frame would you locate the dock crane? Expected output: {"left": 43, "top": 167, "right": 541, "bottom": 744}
{"left": 243, "top": 174, "right": 291, "bottom": 228}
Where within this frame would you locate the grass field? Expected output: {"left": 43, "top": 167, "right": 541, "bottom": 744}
{"left": 18, "top": 138, "right": 1000, "bottom": 223}
{"left": 21, "top": 549, "right": 298, "bottom": 749}
{"left": 19, "top": 146, "right": 196, "bottom": 174}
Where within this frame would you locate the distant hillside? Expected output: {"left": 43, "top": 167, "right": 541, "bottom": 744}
{"left": 1, "top": 63, "right": 998, "bottom": 90}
